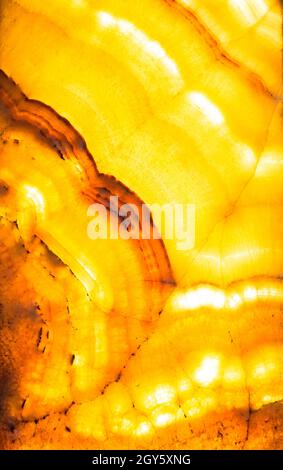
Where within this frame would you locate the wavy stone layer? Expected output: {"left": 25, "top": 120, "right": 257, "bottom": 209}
{"left": 0, "top": 0, "right": 282, "bottom": 450}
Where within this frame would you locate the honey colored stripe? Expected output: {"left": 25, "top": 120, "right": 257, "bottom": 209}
{"left": 0, "top": 69, "right": 175, "bottom": 290}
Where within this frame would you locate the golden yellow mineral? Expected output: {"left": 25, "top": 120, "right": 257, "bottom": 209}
{"left": 0, "top": 0, "right": 282, "bottom": 450}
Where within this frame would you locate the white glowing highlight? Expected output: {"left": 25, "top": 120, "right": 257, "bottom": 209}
{"left": 77, "top": 258, "right": 98, "bottom": 295}
{"left": 257, "top": 152, "right": 283, "bottom": 175}
{"left": 229, "top": 0, "right": 268, "bottom": 25}
{"left": 243, "top": 286, "right": 258, "bottom": 301}
{"left": 97, "top": 12, "right": 180, "bottom": 77}
{"left": 22, "top": 184, "right": 45, "bottom": 215}
{"left": 194, "top": 356, "right": 220, "bottom": 386}
{"left": 179, "top": 0, "right": 194, "bottom": 7}
{"left": 135, "top": 421, "right": 152, "bottom": 436}
{"left": 227, "top": 293, "right": 242, "bottom": 309}
{"left": 154, "top": 385, "right": 176, "bottom": 405}
{"left": 188, "top": 92, "right": 224, "bottom": 125}
{"left": 154, "top": 412, "right": 175, "bottom": 427}
{"left": 172, "top": 282, "right": 283, "bottom": 313}
{"left": 73, "top": 354, "right": 85, "bottom": 366}
{"left": 235, "top": 143, "right": 257, "bottom": 168}
{"left": 174, "top": 286, "right": 225, "bottom": 310}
